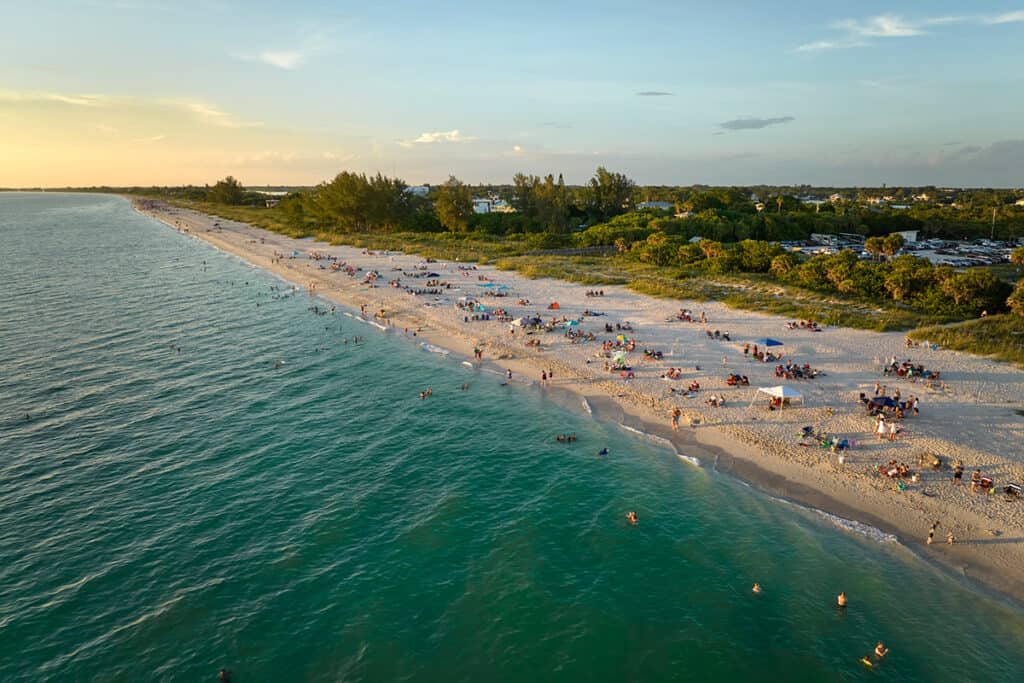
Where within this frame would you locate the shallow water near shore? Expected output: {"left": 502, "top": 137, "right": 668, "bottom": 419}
{"left": 2, "top": 192, "right": 1024, "bottom": 681}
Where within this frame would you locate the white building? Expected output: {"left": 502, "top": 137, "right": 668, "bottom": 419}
{"left": 1015, "top": 199, "right": 1024, "bottom": 207}
{"left": 406, "top": 185, "right": 431, "bottom": 197}
{"left": 472, "top": 199, "right": 492, "bottom": 214}
{"left": 636, "top": 200, "right": 674, "bottom": 211}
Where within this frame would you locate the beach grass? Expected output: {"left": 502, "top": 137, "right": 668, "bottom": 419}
{"left": 494, "top": 254, "right": 929, "bottom": 331}
{"left": 909, "top": 314, "right": 1024, "bottom": 366}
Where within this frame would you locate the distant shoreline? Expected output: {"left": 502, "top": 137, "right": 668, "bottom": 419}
{"left": 130, "top": 195, "right": 1024, "bottom": 606}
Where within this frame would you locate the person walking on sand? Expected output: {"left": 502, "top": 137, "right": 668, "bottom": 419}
{"left": 670, "top": 407, "right": 681, "bottom": 431}
{"left": 947, "top": 531, "right": 955, "bottom": 544}
{"left": 541, "top": 370, "right": 547, "bottom": 384}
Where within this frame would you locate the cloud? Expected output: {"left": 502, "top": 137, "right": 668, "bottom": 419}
{"left": 942, "top": 141, "right": 963, "bottom": 146}
{"left": 799, "top": 12, "right": 1024, "bottom": 53}
{"left": 794, "top": 39, "right": 868, "bottom": 52}
{"left": 719, "top": 116, "right": 795, "bottom": 131}
{"left": 834, "top": 15, "right": 925, "bottom": 37}
{"left": 398, "top": 129, "right": 475, "bottom": 148}
{"left": 233, "top": 32, "right": 329, "bottom": 70}
{"left": 951, "top": 144, "right": 982, "bottom": 157}
{"left": 986, "top": 10, "right": 1024, "bottom": 24}
{"left": 712, "top": 131, "right": 726, "bottom": 136}
{"left": 258, "top": 50, "right": 306, "bottom": 70}
{"left": 512, "top": 145, "right": 522, "bottom": 153}
{"left": 162, "top": 98, "right": 261, "bottom": 128}
{"left": 540, "top": 121, "right": 571, "bottom": 129}
{"left": 636, "top": 91, "right": 673, "bottom": 97}
{"left": 0, "top": 90, "right": 106, "bottom": 106}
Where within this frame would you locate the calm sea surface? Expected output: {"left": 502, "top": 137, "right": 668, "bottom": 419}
{"left": 1, "top": 192, "right": 1023, "bottom": 682}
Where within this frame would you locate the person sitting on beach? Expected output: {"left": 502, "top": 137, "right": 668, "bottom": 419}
{"left": 971, "top": 469, "right": 982, "bottom": 491}
{"left": 689, "top": 381, "right": 700, "bottom": 392}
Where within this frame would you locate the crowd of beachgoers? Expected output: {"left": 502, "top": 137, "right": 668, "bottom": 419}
{"left": 135, "top": 198, "right": 1024, "bottom": 601}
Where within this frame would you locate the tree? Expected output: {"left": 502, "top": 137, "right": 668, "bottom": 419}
{"left": 864, "top": 236, "right": 885, "bottom": 261}
{"left": 881, "top": 233, "right": 905, "bottom": 258}
{"left": 208, "top": 176, "right": 244, "bottom": 205}
{"left": 435, "top": 176, "right": 473, "bottom": 232}
{"left": 1011, "top": 246, "right": 1024, "bottom": 266}
{"left": 583, "top": 167, "right": 636, "bottom": 221}
{"left": 1008, "top": 280, "right": 1024, "bottom": 316}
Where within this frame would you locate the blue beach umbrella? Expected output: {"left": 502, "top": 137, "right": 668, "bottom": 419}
{"left": 752, "top": 338, "right": 784, "bottom": 347}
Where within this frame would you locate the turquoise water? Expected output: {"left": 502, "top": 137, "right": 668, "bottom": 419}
{"left": 1, "top": 193, "right": 1023, "bottom": 682}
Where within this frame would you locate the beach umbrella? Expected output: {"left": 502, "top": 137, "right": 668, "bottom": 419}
{"left": 870, "top": 396, "right": 897, "bottom": 408}
{"left": 752, "top": 338, "right": 784, "bottom": 347}
{"left": 613, "top": 351, "right": 628, "bottom": 365}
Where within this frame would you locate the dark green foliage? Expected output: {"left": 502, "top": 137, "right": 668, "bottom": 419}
{"left": 208, "top": 176, "right": 244, "bottom": 205}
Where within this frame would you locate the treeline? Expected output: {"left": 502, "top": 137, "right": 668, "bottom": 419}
{"left": 255, "top": 167, "right": 636, "bottom": 237}
{"left": 188, "top": 170, "right": 1024, "bottom": 243}
{"left": 619, "top": 232, "right": 1013, "bottom": 320}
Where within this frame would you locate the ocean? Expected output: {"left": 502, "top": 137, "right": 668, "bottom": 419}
{"left": 1, "top": 192, "right": 1023, "bottom": 682}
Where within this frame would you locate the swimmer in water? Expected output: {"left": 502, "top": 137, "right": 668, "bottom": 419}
{"left": 837, "top": 592, "right": 847, "bottom": 608}
{"left": 598, "top": 448, "right": 609, "bottom": 455}
{"left": 219, "top": 669, "right": 232, "bottom": 682}
{"left": 751, "top": 582, "right": 762, "bottom": 594}
{"left": 860, "top": 655, "right": 873, "bottom": 668}
{"left": 874, "top": 642, "right": 888, "bottom": 659}
{"left": 626, "top": 511, "right": 638, "bottom": 525}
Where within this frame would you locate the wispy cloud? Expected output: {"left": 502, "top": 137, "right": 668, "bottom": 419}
{"left": 985, "top": 10, "right": 1024, "bottom": 24}
{"left": 719, "top": 116, "right": 795, "bottom": 131}
{"left": 398, "top": 129, "right": 476, "bottom": 148}
{"left": 798, "top": 11, "right": 1024, "bottom": 52}
{"left": 794, "top": 39, "right": 867, "bottom": 52}
{"left": 162, "top": 98, "right": 261, "bottom": 128}
{"left": 233, "top": 32, "right": 328, "bottom": 70}
{"left": 636, "top": 91, "right": 673, "bottom": 97}
{"left": 257, "top": 50, "right": 307, "bottom": 70}
{"left": 0, "top": 90, "right": 106, "bottom": 106}
{"left": 834, "top": 15, "right": 924, "bottom": 37}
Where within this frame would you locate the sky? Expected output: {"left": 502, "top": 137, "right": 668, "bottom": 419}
{"left": 2, "top": 0, "right": 1023, "bottom": 187}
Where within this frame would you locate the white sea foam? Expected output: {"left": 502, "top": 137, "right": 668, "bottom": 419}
{"left": 581, "top": 398, "right": 592, "bottom": 414}
{"left": 419, "top": 342, "right": 450, "bottom": 356}
{"left": 812, "top": 509, "right": 898, "bottom": 544}
{"left": 775, "top": 498, "right": 898, "bottom": 544}
{"left": 619, "top": 424, "right": 700, "bottom": 467}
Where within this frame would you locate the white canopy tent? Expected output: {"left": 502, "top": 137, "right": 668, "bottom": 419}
{"left": 751, "top": 385, "right": 804, "bottom": 407}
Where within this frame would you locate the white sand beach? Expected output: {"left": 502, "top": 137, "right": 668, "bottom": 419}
{"left": 135, "top": 198, "right": 1024, "bottom": 601}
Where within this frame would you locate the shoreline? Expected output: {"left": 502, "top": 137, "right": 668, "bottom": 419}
{"left": 130, "top": 196, "right": 1024, "bottom": 606}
